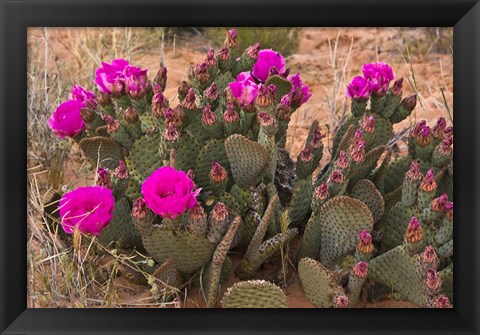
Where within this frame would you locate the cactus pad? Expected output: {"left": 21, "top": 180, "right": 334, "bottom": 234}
{"left": 98, "top": 196, "right": 142, "bottom": 248}
{"left": 142, "top": 227, "right": 215, "bottom": 273}
{"left": 265, "top": 75, "right": 293, "bottom": 100}
{"left": 351, "top": 179, "right": 385, "bottom": 223}
{"left": 318, "top": 196, "right": 373, "bottom": 267}
{"left": 225, "top": 134, "right": 269, "bottom": 188}
{"left": 221, "top": 280, "right": 288, "bottom": 308}
{"left": 79, "top": 136, "right": 123, "bottom": 170}
{"left": 298, "top": 257, "right": 345, "bottom": 308}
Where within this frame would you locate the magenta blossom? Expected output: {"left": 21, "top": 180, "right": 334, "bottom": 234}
{"left": 69, "top": 85, "right": 97, "bottom": 109}
{"left": 229, "top": 72, "right": 259, "bottom": 106}
{"left": 124, "top": 65, "right": 148, "bottom": 99}
{"left": 252, "top": 49, "right": 286, "bottom": 82}
{"left": 288, "top": 72, "right": 312, "bottom": 106}
{"left": 362, "top": 62, "right": 395, "bottom": 95}
{"left": 94, "top": 58, "right": 130, "bottom": 95}
{"left": 346, "top": 76, "right": 372, "bottom": 101}
{"left": 59, "top": 186, "right": 115, "bottom": 236}
{"left": 47, "top": 100, "right": 86, "bottom": 138}
{"left": 141, "top": 166, "right": 201, "bottom": 219}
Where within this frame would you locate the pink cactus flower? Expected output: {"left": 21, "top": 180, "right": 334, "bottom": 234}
{"left": 252, "top": 49, "right": 286, "bottom": 82}
{"left": 58, "top": 186, "right": 115, "bottom": 235}
{"left": 124, "top": 65, "right": 148, "bottom": 99}
{"left": 229, "top": 72, "right": 259, "bottom": 107}
{"left": 69, "top": 84, "right": 97, "bottom": 110}
{"left": 141, "top": 166, "right": 201, "bottom": 219}
{"left": 362, "top": 62, "right": 395, "bottom": 95}
{"left": 47, "top": 100, "right": 86, "bottom": 138}
{"left": 288, "top": 72, "right": 312, "bottom": 106}
{"left": 346, "top": 76, "right": 372, "bottom": 101}
{"left": 94, "top": 58, "right": 130, "bottom": 95}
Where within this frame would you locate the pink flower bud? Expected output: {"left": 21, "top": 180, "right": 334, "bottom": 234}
{"left": 420, "top": 169, "right": 437, "bottom": 193}
{"left": 310, "top": 127, "right": 323, "bottom": 149}
{"left": 420, "top": 245, "right": 439, "bottom": 265}
{"left": 223, "top": 102, "right": 239, "bottom": 123}
{"left": 431, "top": 117, "right": 447, "bottom": 139}
{"left": 96, "top": 167, "right": 112, "bottom": 189}
{"left": 205, "top": 82, "right": 219, "bottom": 100}
{"left": 163, "top": 122, "right": 180, "bottom": 141}
{"left": 431, "top": 193, "right": 449, "bottom": 212}
{"left": 224, "top": 29, "right": 238, "bottom": 49}
{"left": 335, "top": 150, "right": 350, "bottom": 170}
{"left": 431, "top": 295, "right": 452, "bottom": 308}
{"left": 391, "top": 77, "right": 403, "bottom": 96}
{"left": 328, "top": 170, "right": 346, "bottom": 184}
{"left": 202, "top": 103, "right": 217, "bottom": 126}
{"left": 334, "top": 294, "right": 349, "bottom": 308}
{"left": 209, "top": 162, "right": 228, "bottom": 183}
{"left": 132, "top": 197, "right": 149, "bottom": 219}
{"left": 405, "top": 216, "right": 423, "bottom": 243}
{"left": 298, "top": 146, "right": 313, "bottom": 162}
{"left": 314, "top": 182, "right": 330, "bottom": 201}
{"left": 425, "top": 269, "right": 442, "bottom": 290}
{"left": 359, "top": 114, "right": 376, "bottom": 134}
{"left": 401, "top": 94, "right": 417, "bottom": 111}
{"left": 124, "top": 106, "right": 139, "bottom": 124}
{"left": 212, "top": 202, "right": 228, "bottom": 222}
{"left": 246, "top": 42, "right": 261, "bottom": 59}
{"left": 113, "top": 160, "right": 129, "bottom": 179}
{"left": 183, "top": 88, "right": 197, "bottom": 110}
{"left": 352, "top": 261, "right": 369, "bottom": 278}
{"left": 217, "top": 47, "right": 230, "bottom": 61}
{"left": 357, "top": 230, "right": 374, "bottom": 254}
{"left": 406, "top": 161, "right": 423, "bottom": 180}
{"left": 205, "top": 49, "right": 217, "bottom": 67}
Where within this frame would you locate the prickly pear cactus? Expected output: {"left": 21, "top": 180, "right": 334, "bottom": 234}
{"left": 46, "top": 29, "right": 453, "bottom": 308}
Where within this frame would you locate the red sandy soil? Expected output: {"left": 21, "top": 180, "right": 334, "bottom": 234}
{"left": 27, "top": 27, "right": 451, "bottom": 308}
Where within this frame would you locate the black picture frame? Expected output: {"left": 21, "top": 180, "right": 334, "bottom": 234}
{"left": 1, "top": 0, "right": 479, "bottom": 334}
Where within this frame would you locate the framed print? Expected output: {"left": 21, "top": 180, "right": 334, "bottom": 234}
{"left": 1, "top": 0, "right": 479, "bottom": 334}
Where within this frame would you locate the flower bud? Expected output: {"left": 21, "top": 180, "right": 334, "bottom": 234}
{"left": 438, "top": 136, "right": 453, "bottom": 156}
{"left": 258, "top": 112, "right": 278, "bottom": 135}
{"left": 328, "top": 170, "right": 346, "bottom": 184}
{"left": 205, "top": 49, "right": 217, "bottom": 67}
{"left": 276, "top": 95, "right": 292, "bottom": 121}
{"left": 153, "top": 65, "right": 168, "bottom": 92}
{"left": 255, "top": 84, "right": 274, "bottom": 107}
{"left": 431, "top": 295, "right": 452, "bottom": 308}
{"left": 223, "top": 102, "right": 239, "bottom": 123}
{"left": 193, "top": 63, "right": 210, "bottom": 83}
{"left": 401, "top": 94, "right": 417, "bottom": 111}
{"left": 359, "top": 114, "right": 376, "bottom": 134}
{"left": 420, "top": 245, "right": 439, "bottom": 265}
{"left": 333, "top": 294, "right": 349, "bottom": 308}
{"left": 357, "top": 230, "right": 374, "bottom": 254}
{"left": 217, "top": 47, "right": 230, "bottom": 61}
{"left": 124, "top": 106, "right": 139, "bottom": 124}
{"left": 132, "top": 197, "right": 148, "bottom": 219}
{"left": 211, "top": 202, "right": 228, "bottom": 222}
{"left": 431, "top": 193, "right": 449, "bottom": 212}
{"left": 224, "top": 28, "right": 238, "bottom": 49}
{"left": 183, "top": 88, "right": 197, "bottom": 110}
{"left": 163, "top": 122, "right": 180, "bottom": 142}
{"left": 204, "top": 82, "right": 219, "bottom": 100}
{"left": 445, "top": 201, "right": 453, "bottom": 221}
{"left": 406, "top": 161, "right": 423, "bottom": 180}
{"left": 425, "top": 269, "right": 442, "bottom": 291}
{"left": 152, "top": 91, "right": 167, "bottom": 117}
{"left": 200, "top": 103, "right": 216, "bottom": 126}
{"left": 189, "top": 202, "right": 206, "bottom": 221}
{"left": 314, "top": 182, "right": 330, "bottom": 201}
{"left": 352, "top": 261, "right": 369, "bottom": 278}
{"left": 420, "top": 169, "right": 437, "bottom": 193}
{"left": 209, "top": 162, "right": 228, "bottom": 183}
{"left": 391, "top": 77, "right": 403, "bottom": 96}
{"left": 178, "top": 80, "right": 191, "bottom": 99}
{"left": 104, "top": 114, "right": 120, "bottom": 133}
{"left": 405, "top": 216, "right": 423, "bottom": 243}
{"left": 310, "top": 127, "right": 323, "bottom": 149}
{"left": 246, "top": 42, "right": 261, "bottom": 59}
{"left": 97, "top": 92, "right": 112, "bottom": 106}
{"left": 298, "top": 145, "right": 313, "bottom": 163}
{"left": 431, "top": 117, "right": 447, "bottom": 139}
{"left": 96, "top": 167, "right": 112, "bottom": 189}
{"left": 335, "top": 150, "right": 350, "bottom": 170}
{"left": 113, "top": 160, "right": 129, "bottom": 179}
{"left": 186, "top": 169, "right": 195, "bottom": 182}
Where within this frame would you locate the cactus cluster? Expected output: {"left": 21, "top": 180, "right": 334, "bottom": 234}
{"left": 47, "top": 29, "right": 453, "bottom": 308}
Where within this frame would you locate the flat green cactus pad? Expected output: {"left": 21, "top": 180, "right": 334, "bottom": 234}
{"left": 378, "top": 202, "right": 421, "bottom": 253}
{"left": 126, "top": 133, "right": 165, "bottom": 185}
{"left": 98, "top": 196, "right": 142, "bottom": 248}
{"left": 368, "top": 245, "right": 432, "bottom": 307}
{"left": 319, "top": 196, "right": 373, "bottom": 267}
{"left": 351, "top": 179, "right": 385, "bottom": 223}
{"left": 194, "top": 138, "right": 231, "bottom": 195}
{"left": 225, "top": 134, "right": 269, "bottom": 188}
{"left": 79, "top": 136, "right": 123, "bottom": 170}
{"left": 221, "top": 280, "right": 288, "bottom": 308}
{"left": 384, "top": 156, "right": 413, "bottom": 194}
{"left": 439, "top": 267, "right": 453, "bottom": 302}
{"left": 370, "top": 116, "right": 393, "bottom": 149}
{"left": 142, "top": 227, "right": 215, "bottom": 274}
{"left": 174, "top": 131, "right": 201, "bottom": 172}
{"left": 288, "top": 178, "right": 313, "bottom": 228}
{"left": 298, "top": 257, "right": 345, "bottom": 308}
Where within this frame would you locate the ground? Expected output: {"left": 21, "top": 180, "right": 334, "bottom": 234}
{"left": 27, "top": 27, "right": 452, "bottom": 308}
